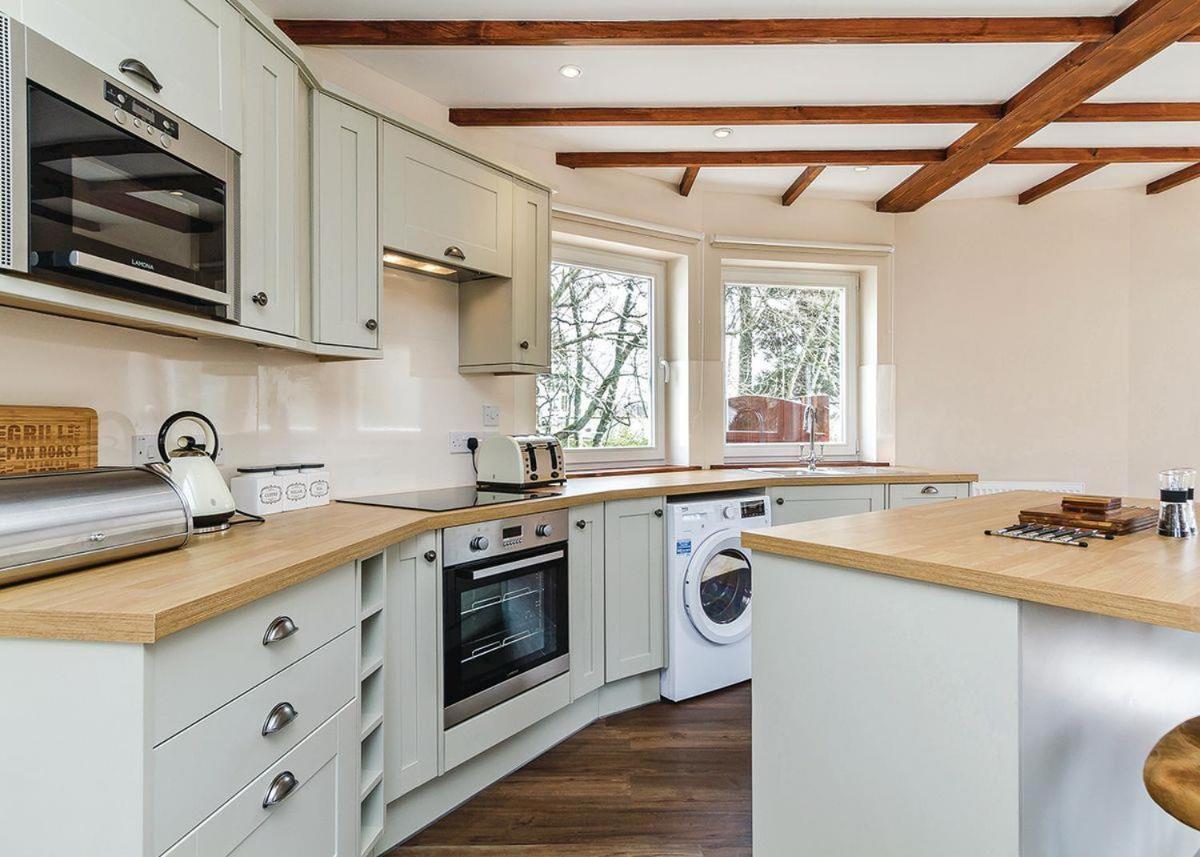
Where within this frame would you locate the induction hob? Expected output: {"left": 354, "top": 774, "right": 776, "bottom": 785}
{"left": 341, "top": 485, "right": 548, "bottom": 513}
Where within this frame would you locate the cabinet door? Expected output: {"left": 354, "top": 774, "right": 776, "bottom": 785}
{"left": 238, "top": 23, "right": 298, "bottom": 336}
{"left": 604, "top": 497, "right": 666, "bottom": 682}
{"left": 569, "top": 503, "right": 605, "bottom": 700}
{"left": 22, "top": 0, "right": 243, "bottom": 146}
{"left": 381, "top": 123, "right": 512, "bottom": 277}
{"left": 768, "top": 484, "right": 887, "bottom": 526}
{"left": 510, "top": 181, "right": 551, "bottom": 369}
{"left": 188, "top": 703, "right": 357, "bottom": 857}
{"left": 384, "top": 532, "right": 440, "bottom": 802}
{"left": 887, "top": 482, "right": 971, "bottom": 510}
{"left": 313, "top": 95, "right": 379, "bottom": 349}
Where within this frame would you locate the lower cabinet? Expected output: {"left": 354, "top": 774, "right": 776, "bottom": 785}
{"left": 568, "top": 503, "right": 605, "bottom": 700}
{"left": 604, "top": 496, "right": 666, "bottom": 682}
{"left": 384, "top": 532, "right": 441, "bottom": 802}
{"left": 768, "top": 484, "right": 888, "bottom": 526}
{"left": 888, "top": 482, "right": 972, "bottom": 509}
{"left": 161, "top": 701, "right": 358, "bottom": 857}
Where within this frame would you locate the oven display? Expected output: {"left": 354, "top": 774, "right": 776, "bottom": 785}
{"left": 502, "top": 525, "right": 523, "bottom": 547}
{"left": 102, "top": 82, "right": 180, "bottom": 138}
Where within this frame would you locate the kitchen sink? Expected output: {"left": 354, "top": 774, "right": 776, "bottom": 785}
{"left": 744, "top": 466, "right": 893, "bottom": 477}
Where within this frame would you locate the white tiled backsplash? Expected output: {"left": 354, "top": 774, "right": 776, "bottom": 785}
{"left": 0, "top": 268, "right": 535, "bottom": 497}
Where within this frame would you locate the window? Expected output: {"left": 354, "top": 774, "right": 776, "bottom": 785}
{"left": 536, "top": 247, "right": 665, "bottom": 462}
{"left": 723, "top": 267, "right": 858, "bottom": 457}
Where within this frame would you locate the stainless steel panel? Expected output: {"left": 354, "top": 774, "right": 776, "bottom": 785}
{"left": 443, "top": 653, "right": 569, "bottom": 729}
{"left": 0, "top": 466, "right": 191, "bottom": 586}
{"left": 65, "top": 251, "right": 232, "bottom": 305}
{"left": 443, "top": 508, "right": 568, "bottom": 567}
{"left": 1, "top": 14, "right": 28, "bottom": 274}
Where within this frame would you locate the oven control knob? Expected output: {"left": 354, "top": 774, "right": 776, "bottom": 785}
{"left": 469, "top": 536, "right": 490, "bottom": 552}
{"left": 535, "top": 523, "right": 553, "bottom": 538}
{"left": 113, "top": 108, "right": 126, "bottom": 125}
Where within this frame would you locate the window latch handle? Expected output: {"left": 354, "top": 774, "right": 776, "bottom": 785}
{"left": 660, "top": 359, "right": 670, "bottom": 384}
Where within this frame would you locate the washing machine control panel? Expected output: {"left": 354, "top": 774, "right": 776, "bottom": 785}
{"left": 740, "top": 499, "right": 767, "bottom": 519}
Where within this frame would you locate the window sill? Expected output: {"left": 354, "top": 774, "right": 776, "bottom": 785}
{"left": 568, "top": 465, "right": 704, "bottom": 479}
{"left": 712, "top": 460, "right": 891, "bottom": 470}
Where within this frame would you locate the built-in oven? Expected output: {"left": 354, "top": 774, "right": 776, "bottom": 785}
{"left": 443, "top": 509, "right": 569, "bottom": 729}
{"left": 0, "top": 17, "right": 239, "bottom": 320}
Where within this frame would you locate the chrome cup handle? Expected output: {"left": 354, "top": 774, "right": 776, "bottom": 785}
{"left": 262, "top": 771, "right": 299, "bottom": 808}
{"left": 262, "top": 615, "right": 299, "bottom": 646}
{"left": 261, "top": 701, "right": 299, "bottom": 736}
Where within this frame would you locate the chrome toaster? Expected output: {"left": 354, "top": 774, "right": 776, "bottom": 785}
{"left": 476, "top": 434, "right": 566, "bottom": 489}
{"left": 0, "top": 466, "right": 192, "bottom": 587}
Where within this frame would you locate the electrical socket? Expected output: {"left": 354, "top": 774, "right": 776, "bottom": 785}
{"left": 132, "top": 434, "right": 159, "bottom": 465}
{"left": 448, "top": 431, "right": 477, "bottom": 455}
{"left": 482, "top": 404, "right": 501, "bottom": 428}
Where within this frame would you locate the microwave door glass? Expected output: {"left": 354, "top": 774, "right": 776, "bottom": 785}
{"left": 26, "top": 84, "right": 227, "bottom": 309}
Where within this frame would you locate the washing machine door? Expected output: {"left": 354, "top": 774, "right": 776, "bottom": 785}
{"left": 684, "top": 531, "right": 752, "bottom": 644}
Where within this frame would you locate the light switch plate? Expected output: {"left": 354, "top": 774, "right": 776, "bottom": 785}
{"left": 132, "top": 434, "right": 159, "bottom": 465}
{"left": 482, "top": 404, "right": 500, "bottom": 427}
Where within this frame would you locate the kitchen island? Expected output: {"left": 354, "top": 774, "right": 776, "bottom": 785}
{"left": 744, "top": 491, "right": 1200, "bottom": 857}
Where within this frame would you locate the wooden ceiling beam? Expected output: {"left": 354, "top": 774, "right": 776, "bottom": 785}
{"left": 1017, "top": 163, "right": 1109, "bottom": 204}
{"left": 874, "top": 0, "right": 1200, "bottom": 213}
{"left": 276, "top": 17, "right": 1127, "bottom": 46}
{"left": 450, "top": 101, "right": 1200, "bottom": 127}
{"left": 781, "top": 167, "right": 826, "bottom": 206}
{"left": 557, "top": 150, "right": 947, "bottom": 168}
{"left": 1146, "top": 162, "right": 1200, "bottom": 193}
{"left": 556, "top": 147, "right": 1200, "bottom": 168}
{"left": 679, "top": 166, "right": 700, "bottom": 196}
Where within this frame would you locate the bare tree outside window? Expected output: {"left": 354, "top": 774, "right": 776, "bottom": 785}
{"left": 536, "top": 261, "right": 654, "bottom": 449}
{"left": 724, "top": 282, "right": 845, "bottom": 445}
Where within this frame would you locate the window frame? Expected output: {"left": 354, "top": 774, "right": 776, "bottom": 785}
{"left": 540, "top": 244, "right": 667, "bottom": 466}
{"left": 720, "top": 265, "right": 860, "bottom": 461}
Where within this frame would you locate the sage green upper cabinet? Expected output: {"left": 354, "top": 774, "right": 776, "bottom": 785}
{"left": 604, "top": 497, "right": 666, "bottom": 683}
{"left": 312, "top": 94, "right": 380, "bottom": 350}
{"left": 237, "top": 22, "right": 298, "bottom": 337}
{"left": 458, "top": 180, "right": 551, "bottom": 375}
{"left": 381, "top": 123, "right": 513, "bottom": 278}
{"left": 22, "top": 0, "right": 244, "bottom": 147}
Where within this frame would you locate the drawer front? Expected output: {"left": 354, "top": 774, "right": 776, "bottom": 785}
{"left": 153, "top": 631, "right": 356, "bottom": 855}
{"left": 888, "top": 482, "right": 971, "bottom": 509}
{"left": 168, "top": 701, "right": 358, "bottom": 857}
{"left": 151, "top": 563, "right": 355, "bottom": 744}
{"left": 768, "top": 484, "right": 887, "bottom": 526}
{"left": 443, "top": 672, "right": 571, "bottom": 772}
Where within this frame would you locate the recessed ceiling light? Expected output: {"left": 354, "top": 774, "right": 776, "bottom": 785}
{"left": 854, "top": 166, "right": 871, "bottom": 172}
{"left": 713, "top": 127, "right": 733, "bottom": 139}
{"left": 559, "top": 64, "right": 583, "bottom": 79}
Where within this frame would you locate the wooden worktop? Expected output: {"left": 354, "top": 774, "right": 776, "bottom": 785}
{"left": 0, "top": 466, "right": 973, "bottom": 644}
{"left": 743, "top": 490, "right": 1200, "bottom": 633}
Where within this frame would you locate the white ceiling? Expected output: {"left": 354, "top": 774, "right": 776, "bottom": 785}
{"left": 261, "top": 0, "right": 1200, "bottom": 202}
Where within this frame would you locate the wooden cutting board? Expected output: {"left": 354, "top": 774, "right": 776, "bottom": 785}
{"left": 0, "top": 405, "right": 99, "bottom": 475}
{"left": 1019, "top": 502, "right": 1158, "bottom": 535}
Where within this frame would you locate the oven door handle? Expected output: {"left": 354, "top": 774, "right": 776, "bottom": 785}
{"left": 468, "top": 550, "right": 565, "bottom": 581}
{"left": 63, "top": 251, "right": 231, "bottom": 306}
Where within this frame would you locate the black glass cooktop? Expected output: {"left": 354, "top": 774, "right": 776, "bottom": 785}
{"left": 341, "top": 485, "right": 545, "bottom": 513}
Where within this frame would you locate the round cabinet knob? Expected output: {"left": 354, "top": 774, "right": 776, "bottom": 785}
{"left": 364, "top": 319, "right": 378, "bottom": 332}
{"left": 470, "top": 536, "right": 490, "bottom": 552}
{"left": 654, "top": 508, "right": 664, "bottom": 518}
{"left": 519, "top": 340, "right": 530, "bottom": 350}
{"left": 252, "top": 291, "right": 269, "bottom": 307}
{"left": 423, "top": 550, "right": 437, "bottom": 563}
{"left": 575, "top": 519, "right": 587, "bottom": 530}
{"left": 535, "top": 523, "right": 554, "bottom": 538}
{"left": 776, "top": 497, "right": 785, "bottom": 506}
{"left": 722, "top": 505, "right": 736, "bottom": 520}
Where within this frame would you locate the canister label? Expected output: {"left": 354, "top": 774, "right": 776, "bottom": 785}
{"left": 258, "top": 485, "right": 283, "bottom": 504}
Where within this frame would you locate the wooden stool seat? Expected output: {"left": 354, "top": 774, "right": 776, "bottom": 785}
{"left": 1145, "top": 716, "right": 1200, "bottom": 832}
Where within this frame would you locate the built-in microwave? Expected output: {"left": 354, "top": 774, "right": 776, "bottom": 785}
{"left": 0, "top": 16, "right": 239, "bottom": 320}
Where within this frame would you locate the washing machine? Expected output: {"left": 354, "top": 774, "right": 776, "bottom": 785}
{"left": 661, "top": 491, "right": 770, "bottom": 702}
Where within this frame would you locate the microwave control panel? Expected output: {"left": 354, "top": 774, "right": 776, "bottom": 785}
{"left": 104, "top": 82, "right": 180, "bottom": 139}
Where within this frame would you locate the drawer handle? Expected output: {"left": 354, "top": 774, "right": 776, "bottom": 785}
{"left": 920, "top": 486, "right": 940, "bottom": 495}
{"left": 261, "top": 701, "right": 299, "bottom": 736}
{"left": 262, "top": 615, "right": 299, "bottom": 646}
{"left": 262, "top": 771, "right": 299, "bottom": 809}
{"left": 444, "top": 245, "right": 466, "bottom": 260}
{"left": 118, "top": 58, "right": 163, "bottom": 93}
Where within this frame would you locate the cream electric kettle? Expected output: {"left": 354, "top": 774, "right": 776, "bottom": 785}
{"left": 157, "top": 411, "right": 238, "bottom": 533}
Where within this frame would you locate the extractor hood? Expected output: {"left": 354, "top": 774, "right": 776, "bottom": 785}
{"left": 381, "top": 250, "right": 494, "bottom": 283}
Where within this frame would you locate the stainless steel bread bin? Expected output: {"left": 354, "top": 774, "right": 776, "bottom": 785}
{"left": 0, "top": 466, "right": 192, "bottom": 587}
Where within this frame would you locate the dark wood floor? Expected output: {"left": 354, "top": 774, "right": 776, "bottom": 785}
{"left": 387, "top": 682, "right": 751, "bottom": 857}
